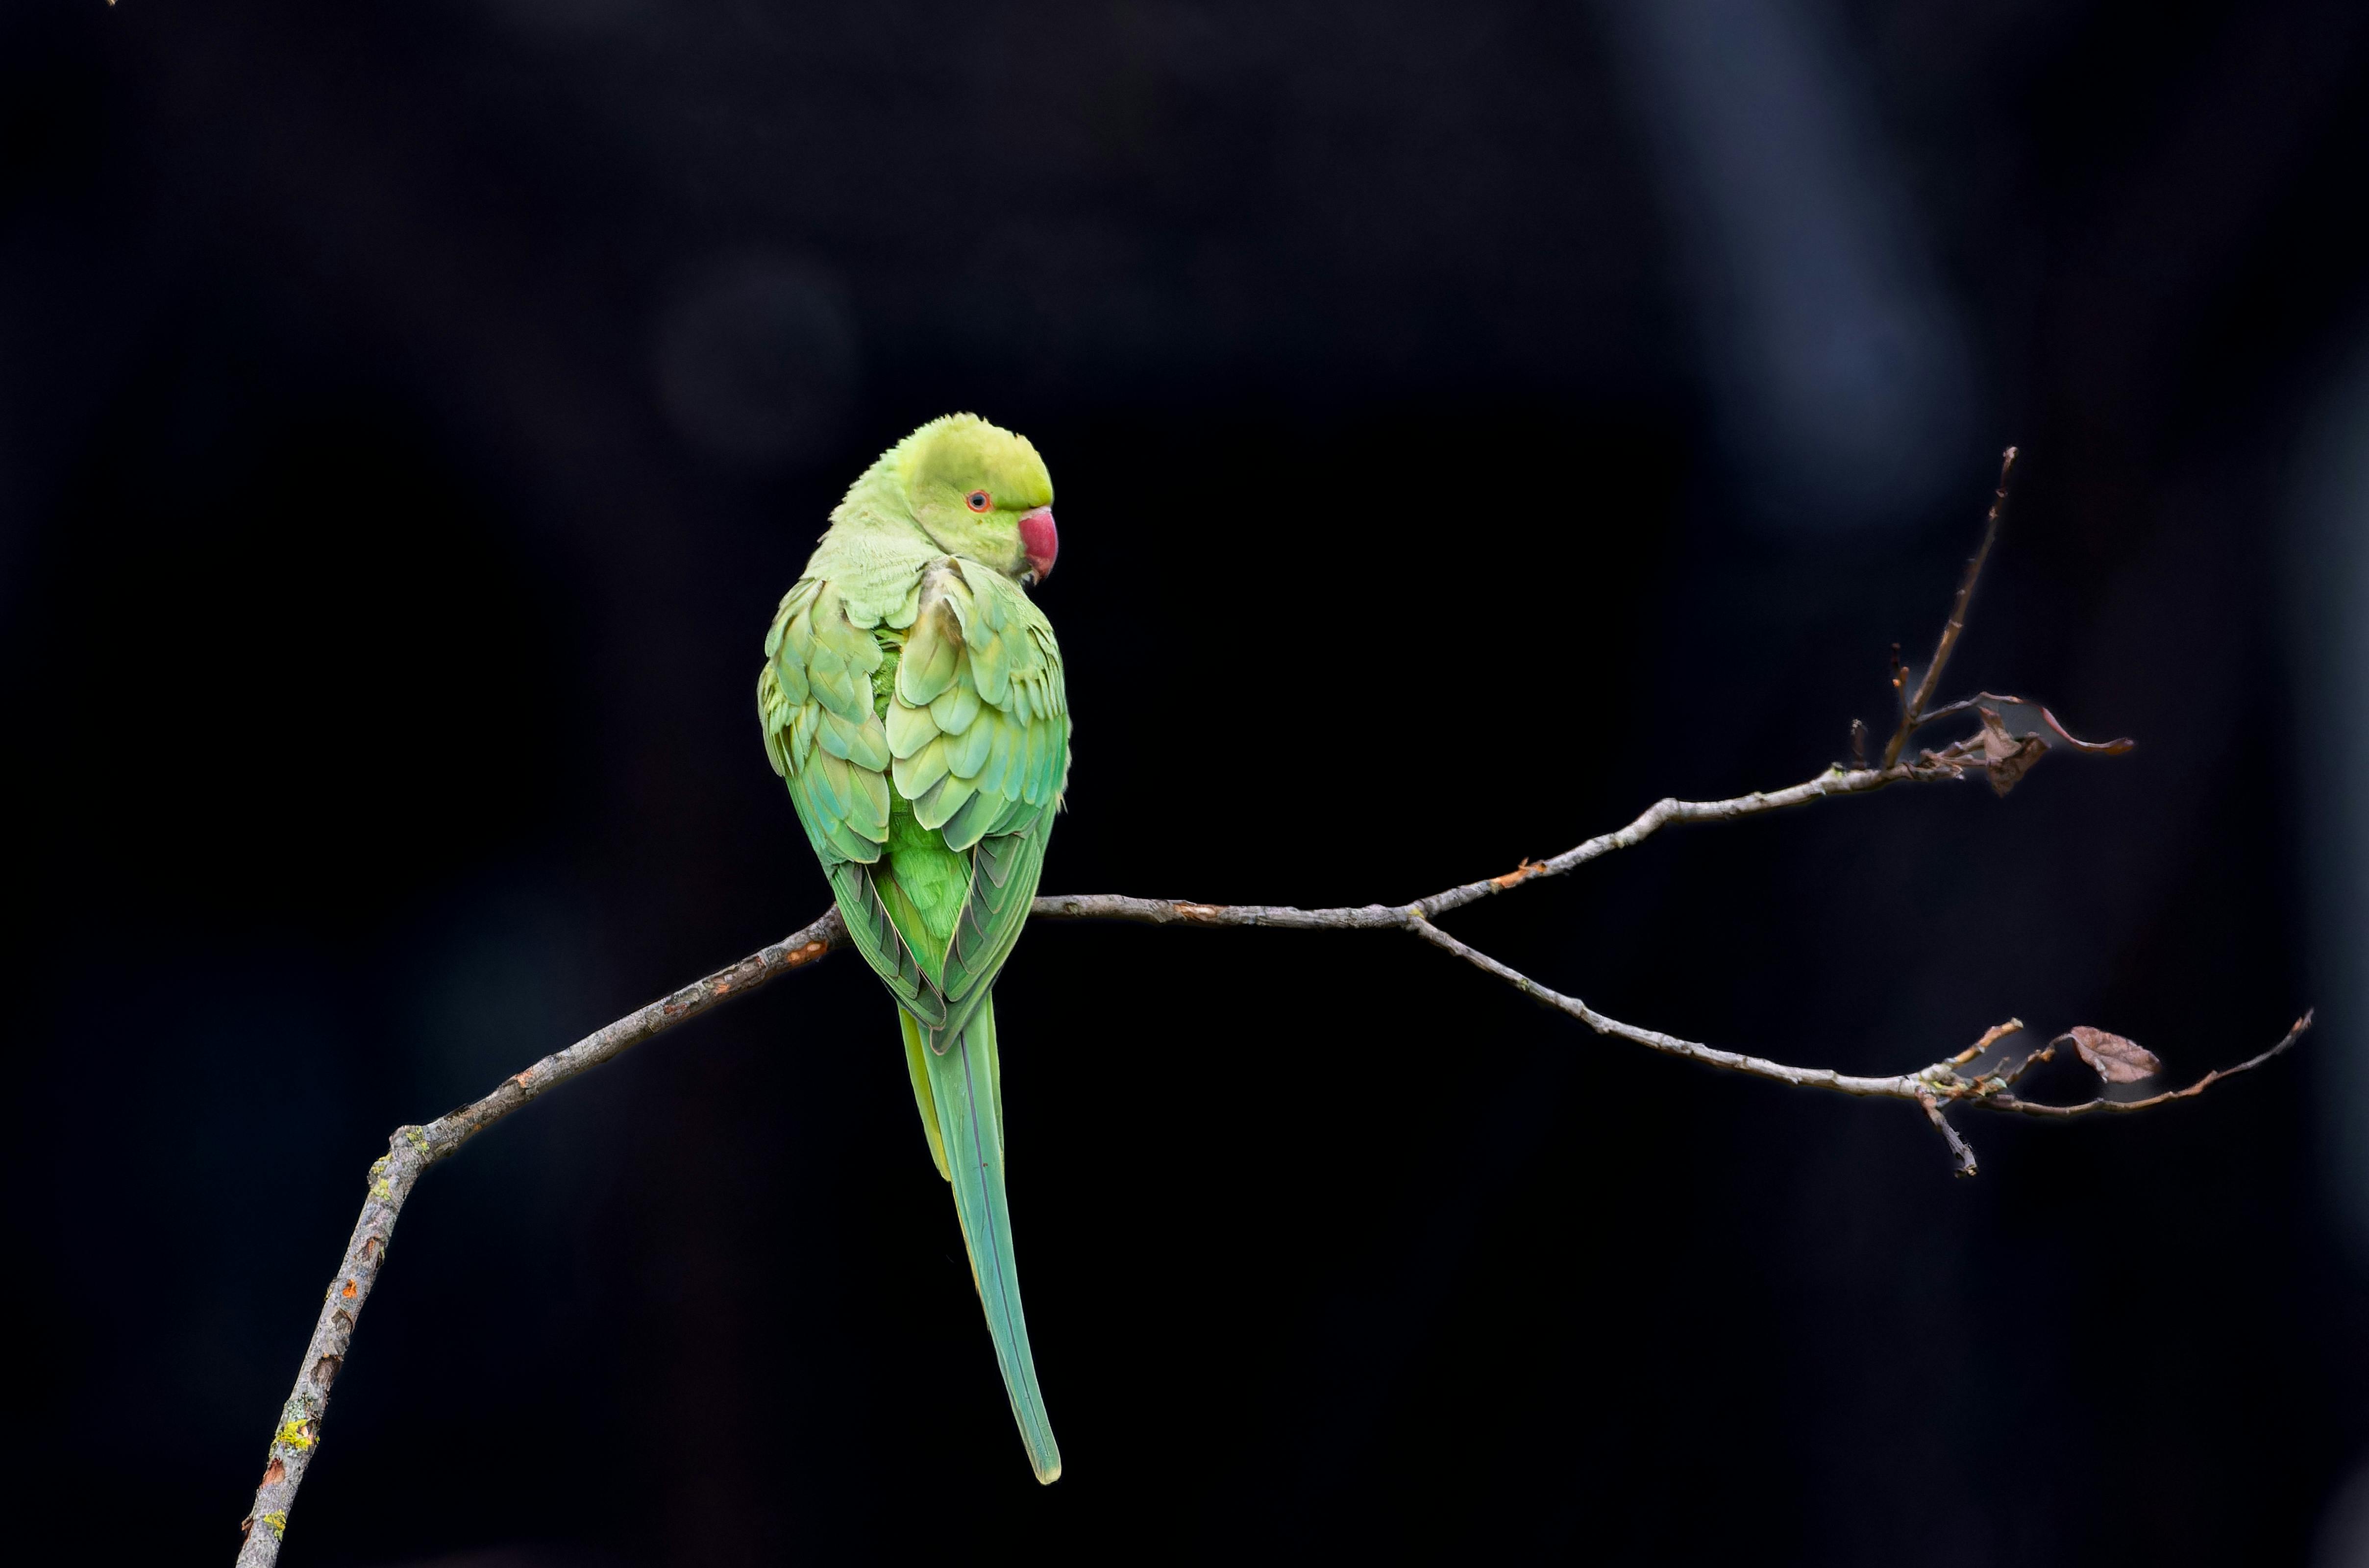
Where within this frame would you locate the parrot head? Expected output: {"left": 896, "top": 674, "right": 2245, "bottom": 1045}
{"left": 897, "top": 413, "right": 1059, "bottom": 584}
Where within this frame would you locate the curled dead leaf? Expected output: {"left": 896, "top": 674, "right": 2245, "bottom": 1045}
{"left": 2061, "top": 1025, "right": 2161, "bottom": 1084}
{"left": 1976, "top": 706, "right": 2050, "bottom": 796}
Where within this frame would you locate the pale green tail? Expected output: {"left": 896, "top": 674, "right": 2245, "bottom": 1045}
{"left": 898, "top": 994, "right": 1061, "bottom": 1483}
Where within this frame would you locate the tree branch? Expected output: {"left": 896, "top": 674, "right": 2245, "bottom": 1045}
{"left": 1883, "top": 445, "right": 2018, "bottom": 767}
{"left": 1034, "top": 751, "right": 1966, "bottom": 934}
{"left": 232, "top": 449, "right": 2304, "bottom": 1563}
{"left": 235, "top": 912, "right": 844, "bottom": 1567}
{"left": 235, "top": 755, "right": 2304, "bottom": 1564}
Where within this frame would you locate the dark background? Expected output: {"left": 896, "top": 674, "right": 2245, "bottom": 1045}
{"left": 8, "top": 1, "right": 2369, "bottom": 1563}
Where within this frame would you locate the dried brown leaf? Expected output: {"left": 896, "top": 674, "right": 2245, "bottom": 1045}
{"left": 1976, "top": 706, "right": 2050, "bottom": 796}
{"left": 2062, "top": 1025, "right": 2161, "bottom": 1084}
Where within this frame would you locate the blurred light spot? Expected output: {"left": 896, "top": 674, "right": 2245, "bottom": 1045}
{"left": 2287, "top": 337, "right": 2369, "bottom": 1267}
{"left": 2318, "top": 1450, "right": 2369, "bottom": 1567}
{"left": 652, "top": 251, "right": 858, "bottom": 471}
{"left": 1594, "top": 0, "right": 1974, "bottom": 532}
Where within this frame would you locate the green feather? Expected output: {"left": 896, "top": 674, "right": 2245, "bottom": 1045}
{"left": 914, "top": 772, "right": 978, "bottom": 833}
{"left": 875, "top": 797, "right": 967, "bottom": 988}
{"left": 895, "top": 735, "right": 952, "bottom": 800}
{"left": 886, "top": 697, "right": 938, "bottom": 759}
{"left": 929, "top": 678, "right": 983, "bottom": 736}
{"left": 937, "top": 783, "right": 1002, "bottom": 853}
{"left": 901, "top": 996, "right": 1061, "bottom": 1483}
{"left": 944, "top": 714, "right": 995, "bottom": 779}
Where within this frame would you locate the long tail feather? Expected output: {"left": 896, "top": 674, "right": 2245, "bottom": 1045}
{"left": 901, "top": 994, "right": 1061, "bottom": 1482}
{"left": 899, "top": 1009, "right": 951, "bottom": 1182}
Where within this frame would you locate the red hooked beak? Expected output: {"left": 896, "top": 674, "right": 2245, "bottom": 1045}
{"left": 1018, "top": 506, "right": 1058, "bottom": 583}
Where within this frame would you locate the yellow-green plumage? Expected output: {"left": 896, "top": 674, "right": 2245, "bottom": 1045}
{"left": 758, "top": 415, "right": 1069, "bottom": 1482}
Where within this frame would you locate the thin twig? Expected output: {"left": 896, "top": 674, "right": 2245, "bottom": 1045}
{"left": 1986, "top": 1012, "right": 2312, "bottom": 1117}
{"left": 1993, "top": 1037, "right": 2060, "bottom": 1091}
{"left": 1947, "top": 1019, "right": 2026, "bottom": 1068}
{"left": 1035, "top": 764, "right": 1949, "bottom": 934}
{"left": 1918, "top": 1093, "right": 1980, "bottom": 1178}
{"left": 1402, "top": 914, "right": 1922, "bottom": 1098}
{"left": 1390, "top": 916, "right": 2292, "bottom": 1136}
{"left": 1883, "top": 445, "right": 2018, "bottom": 767}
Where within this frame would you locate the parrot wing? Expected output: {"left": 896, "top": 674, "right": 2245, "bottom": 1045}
{"left": 761, "top": 558, "right": 1069, "bottom": 1046}
{"left": 760, "top": 576, "right": 944, "bottom": 1023}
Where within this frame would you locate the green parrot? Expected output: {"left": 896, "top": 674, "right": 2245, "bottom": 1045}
{"left": 757, "top": 414, "right": 1070, "bottom": 1483}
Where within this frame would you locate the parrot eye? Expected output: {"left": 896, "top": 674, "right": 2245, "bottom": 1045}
{"left": 964, "top": 489, "right": 992, "bottom": 513}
